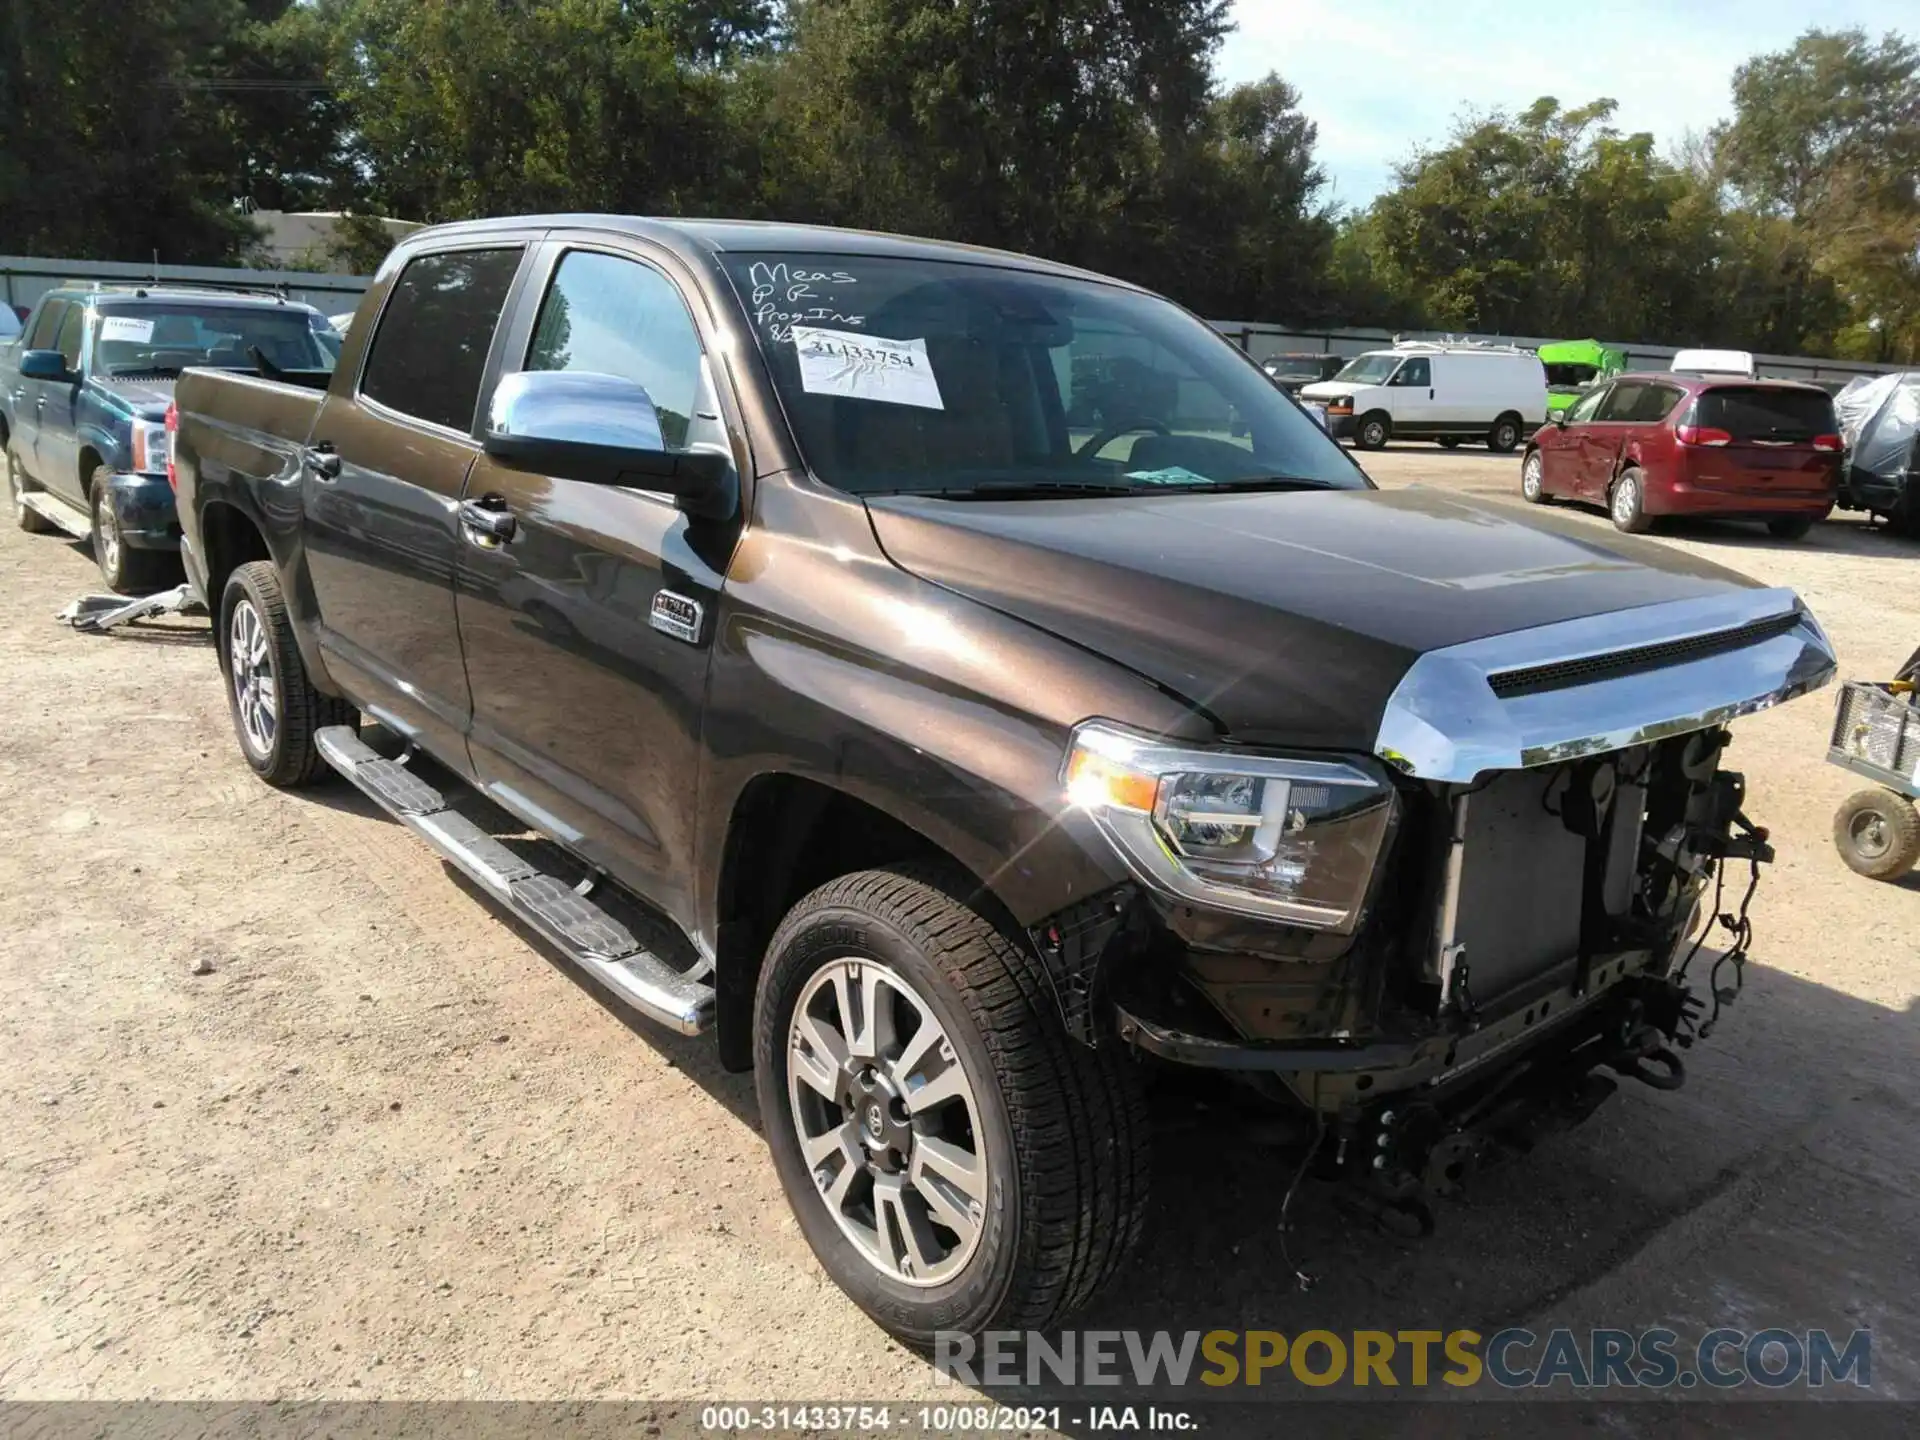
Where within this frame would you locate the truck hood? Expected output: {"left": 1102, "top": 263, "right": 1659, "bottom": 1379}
{"left": 864, "top": 486, "right": 1764, "bottom": 749}
{"left": 92, "top": 375, "right": 176, "bottom": 419}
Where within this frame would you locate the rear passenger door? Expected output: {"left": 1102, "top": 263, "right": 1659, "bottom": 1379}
{"left": 301, "top": 241, "right": 533, "bottom": 765}
{"left": 11, "top": 297, "right": 68, "bottom": 480}
{"left": 454, "top": 241, "right": 742, "bottom": 926}
{"left": 38, "top": 303, "right": 89, "bottom": 502}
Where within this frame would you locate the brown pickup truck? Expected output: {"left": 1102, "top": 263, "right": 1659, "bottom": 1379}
{"left": 170, "top": 214, "right": 1835, "bottom": 1344}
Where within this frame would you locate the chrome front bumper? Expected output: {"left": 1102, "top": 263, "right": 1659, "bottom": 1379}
{"left": 1375, "top": 587, "right": 1837, "bottom": 783}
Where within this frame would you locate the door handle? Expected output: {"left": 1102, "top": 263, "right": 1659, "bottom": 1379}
{"left": 303, "top": 445, "right": 341, "bottom": 480}
{"left": 459, "top": 496, "right": 516, "bottom": 545}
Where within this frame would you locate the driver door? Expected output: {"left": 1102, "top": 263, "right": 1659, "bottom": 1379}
{"left": 1386, "top": 355, "right": 1439, "bottom": 434}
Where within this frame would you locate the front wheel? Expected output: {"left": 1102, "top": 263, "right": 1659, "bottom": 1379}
{"left": 1353, "top": 413, "right": 1390, "bottom": 451}
{"left": 1520, "top": 449, "right": 1549, "bottom": 504}
{"left": 754, "top": 865, "right": 1150, "bottom": 1345}
{"left": 1610, "top": 468, "right": 1652, "bottom": 533}
{"left": 220, "top": 561, "right": 356, "bottom": 788}
{"left": 1833, "top": 789, "right": 1920, "bottom": 880}
{"left": 90, "top": 467, "right": 176, "bottom": 593}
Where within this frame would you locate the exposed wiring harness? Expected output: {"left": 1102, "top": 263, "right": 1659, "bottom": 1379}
{"left": 1673, "top": 816, "right": 1767, "bottom": 1042}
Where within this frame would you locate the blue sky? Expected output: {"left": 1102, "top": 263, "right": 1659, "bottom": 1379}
{"left": 1218, "top": 0, "right": 1917, "bottom": 209}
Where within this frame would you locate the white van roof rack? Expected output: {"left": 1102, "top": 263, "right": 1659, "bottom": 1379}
{"left": 1389, "top": 336, "right": 1533, "bottom": 356}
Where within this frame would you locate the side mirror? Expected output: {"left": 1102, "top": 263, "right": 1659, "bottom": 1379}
{"left": 1552, "top": 409, "right": 1568, "bottom": 427}
{"left": 19, "top": 349, "right": 73, "bottom": 382}
{"left": 484, "top": 371, "right": 732, "bottom": 518}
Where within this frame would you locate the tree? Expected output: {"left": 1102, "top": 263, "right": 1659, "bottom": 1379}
{"left": 1716, "top": 29, "right": 1920, "bottom": 362}
{"left": 0, "top": 0, "right": 265, "bottom": 262}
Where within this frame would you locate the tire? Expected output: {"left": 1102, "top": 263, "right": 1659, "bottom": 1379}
{"left": 754, "top": 864, "right": 1150, "bottom": 1345}
{"left": 1766, "top": 516, "right": 1815, "bottom": 540}
{"left": 1437, "top": 438, "right": 1461, "bottom": 450}
{"left": 90, "top": 467, "right": 176, "bottom": 594}
{"left": 1833, "top": 789, "right": 1920, "bottom": 881}
{"left": 1354, "top": 412, "right": 1391, "bottom": 451}
{"left": 1486, "top": 414, "right": 1523, "bottom": 453}
{"left": 1610, "top": 467, "right": 1652, "bottom": 534}
{"left": 219, "top": 560, "right": 356, "bottom": 788}
{"left": 1520, "top": 448, "right": 1550, "bottom": 504}
{"left": 8, "top": 441, "right": 55, "bottom": 533}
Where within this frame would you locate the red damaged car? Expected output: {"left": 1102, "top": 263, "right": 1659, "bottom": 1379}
{"left": 1519, "top": 372, "right": 1843, "bottom": 538}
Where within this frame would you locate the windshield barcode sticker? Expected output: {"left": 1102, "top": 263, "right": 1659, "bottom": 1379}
{"left": 791, "top": 326, "right": 944, "bottom": 411}
{"left": 99, "top": 316, "right": 155, "bottom": 344}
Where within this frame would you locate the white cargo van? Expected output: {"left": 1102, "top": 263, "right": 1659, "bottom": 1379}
{"left": 1299, "top": 341, "right": 1548, "bottom": 452}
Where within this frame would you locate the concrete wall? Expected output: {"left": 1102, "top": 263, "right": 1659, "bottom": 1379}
{"left": 1212, "top": 321, "right": 1902, "bottom": 386}
{"left": 0, "top": 255, "right": 373, "bottom": 319}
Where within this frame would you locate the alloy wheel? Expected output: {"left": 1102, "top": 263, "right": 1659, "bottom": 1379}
{"left": 1521, "top": 452, "right": 1543, "bottom": 500}
{"left": 229, "top": 597, "right": 278, "bottom": 758}
{"left": 786, "top": 957, "right": 988, "bottom": 1287}
{"left": 95, "top": 489, "right": 121, "bottom": 576}
{"left": 1613, "top": 475, "right": 1639, "bottom": 527}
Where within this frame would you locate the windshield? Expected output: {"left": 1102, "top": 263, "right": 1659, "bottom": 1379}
{"left": 1332, "top": 353, "right": 1402, "bottom": 385}
{"left": 721, "top": 253, "right": 1363, "bottom": 498}
{"left": 91, "top": 302, "right": 334, "bottom": 377}
{"left": 1544, "top": 362, "right": 1599, "bottom": 389}
{"left": 1265, "top": 357, "right": 1331, "bottom": 381}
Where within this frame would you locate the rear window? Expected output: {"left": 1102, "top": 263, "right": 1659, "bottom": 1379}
{"left": 1691, "top": 387, "right": 1834, "bottom": 441}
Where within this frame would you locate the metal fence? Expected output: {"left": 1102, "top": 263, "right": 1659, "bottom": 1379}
{"left": 1, "top": 255, "right": 372, "bottom": 317}
{"left": 1211, "top": 320, "right": 1904, "bottom": 386}
{"left": 5, "top": 252, "right": 1902, "bottom": 387}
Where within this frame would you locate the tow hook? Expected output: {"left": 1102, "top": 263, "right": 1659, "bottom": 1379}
{"left": 1613, "top": 1045, "right": 1686, "bottom": 1091}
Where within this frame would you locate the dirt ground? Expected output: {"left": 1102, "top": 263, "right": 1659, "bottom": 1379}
{"left": 3, "top": 446, "right": 1918, "bottom": 1421}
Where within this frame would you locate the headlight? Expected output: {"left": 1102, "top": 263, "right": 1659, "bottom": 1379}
{"left": 131, "top": 420, "right": 169, "bottom": 475}
{"left": 1063, "top": 721, "right": 1397, "bottom": 933}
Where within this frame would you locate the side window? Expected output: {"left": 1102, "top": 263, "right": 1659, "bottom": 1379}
{"left": 55, "top": 306, "right": 86, "bottom": 369}
{"left": 27, "top": 299, "right": 68, "bottom": 351}
{"left": 1596, "top": 382, "right": 1645, "bottom": 421}
{"left": 524, "top": 251, "right": 704, "bottom": 449}
{"left": 361, "top": 248, "right": 523, "bottom": 432}
{"left": 1392, "top": 357, "right": 1430, "bottom": 388}
{"left": 1566, "top": 385, "right": 1609, "bottom": 424}
{"left": 1634, "top": 384, "right": 1683, "bottom": 422}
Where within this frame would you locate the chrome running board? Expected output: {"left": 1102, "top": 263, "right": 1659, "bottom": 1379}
{"left": 314, "top": 726, "right": 715, "bottom": 1035}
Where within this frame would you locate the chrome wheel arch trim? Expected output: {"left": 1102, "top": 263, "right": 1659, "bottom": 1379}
{"left": 1374, "top": 586, "right": 1837, "bottom": 783}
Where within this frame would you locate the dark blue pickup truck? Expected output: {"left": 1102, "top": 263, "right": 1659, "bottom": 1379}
{"left": 1, "top": 285, "right": 336, "bottom": 591}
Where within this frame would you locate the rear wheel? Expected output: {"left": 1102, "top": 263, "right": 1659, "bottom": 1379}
{"left": 754, "top": 864, "right": 1150, "bottom": 1345}
{"left": 8, "top": 441, "right": 54, "bottom": 533}
{"left": 1354, "top": 412, "right": 1391, "bottom": 451}
{"left": 1766, "top": 516, "right": 1815, "bottom": 540}
{"left": 1520, "top": 449, "right": 1549, "bottom": 504}
{"left": 1833, "top": 789, "right": 1920, "bottom": 881}
{"left": 90, "top": 466, "right": 175, "bottom": 594}
{"left": 1486, "top": 414, "right": 1523, "bottom": 453}
{"left": 219, "top": 560, "right": 356, "bottom": 788}
{"left": 1610, "top": 467, "right": 1652, "bottom": 534}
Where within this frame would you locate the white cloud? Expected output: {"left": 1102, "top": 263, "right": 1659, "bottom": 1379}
{"left": 1218, "top": 0, "right": 1916, "bottom": 205}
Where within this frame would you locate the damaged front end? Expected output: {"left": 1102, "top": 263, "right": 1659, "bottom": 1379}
{"left": 1044, "top": 588, "right": 1835, "bottom": 1224}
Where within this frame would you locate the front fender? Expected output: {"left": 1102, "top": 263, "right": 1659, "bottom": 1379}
{"left": 696, "top": 476, "right": 1209, "bottom": 942}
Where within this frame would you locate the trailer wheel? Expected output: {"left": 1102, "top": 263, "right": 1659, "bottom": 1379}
{"left": 1833, "top": 788, "right": 1920, "bottom": 880}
